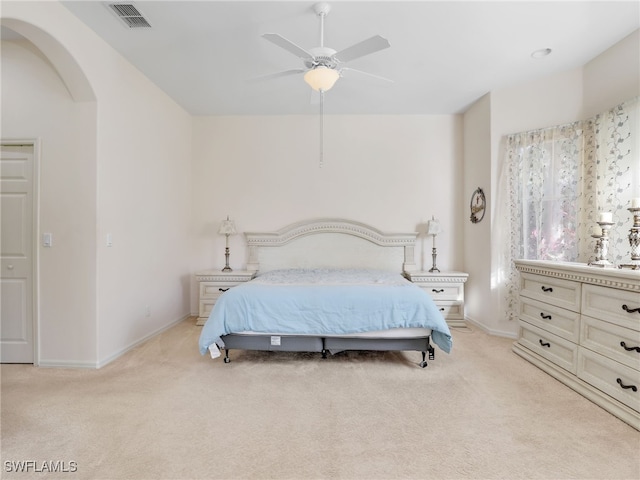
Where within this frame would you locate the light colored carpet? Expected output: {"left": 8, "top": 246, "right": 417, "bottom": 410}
{"left": 1, "top": 319, "right": 639, "bottom": 480}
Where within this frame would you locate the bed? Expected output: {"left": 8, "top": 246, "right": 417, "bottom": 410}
{"left": 198, "top": 219, "right": 452, "bottom": 368}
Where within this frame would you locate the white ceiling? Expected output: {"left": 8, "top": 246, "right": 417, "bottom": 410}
{"left": 51, "top": 1, "right": 640, "bottom": 115}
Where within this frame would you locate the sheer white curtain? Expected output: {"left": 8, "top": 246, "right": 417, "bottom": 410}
{"left": 495, "top": 97, "right": 639, "bottom": 323}
{"left": 580, "top": 97, "right": 639, "bottom": 264}
{"left": 494, "top": 122, "right": 583, "bottom": 322}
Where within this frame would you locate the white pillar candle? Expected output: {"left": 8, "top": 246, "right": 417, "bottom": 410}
{"left": 632, "top": 197, "right": 640, "bottom": 208}
{"left": 598, "top": 212, "right": 613, "bottom": 223}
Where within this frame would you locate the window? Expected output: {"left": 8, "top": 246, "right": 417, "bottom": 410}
{"left": 496, "top": 97, "right": 638, "bottom": 322}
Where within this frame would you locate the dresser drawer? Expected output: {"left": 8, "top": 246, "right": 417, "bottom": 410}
{"left": 519, "top": 272, "right": 581, "bottom": 312}
{"left": 582, "top": 284, "right": 640, "bottom": 331}
{"left": 581, "top": 315, "right": 640, "bottom": 371}
{"left": 578, "top": 347, "right": 640, "bottom": 413}
{"left": 434, "top": 301, "right": 463, "bottom": 320}
{"left": 518, "top": 321, "right": 578, "bottom": 374}
{"left": 195, "top": 271, "right": 255, "bottom": 326}
{"left": 200, "top": 282, "right": 243, "bottom": 299}
{"left": 198, "top": 283, "right": 239, "bottom": 324}
{"left": 199, "top": 300, "right": 216, "bottom": 319}
{"left": 419, "top": 284, "right": 463, "bottom": 301}
{"left": 519, "top": 296, "right": 580, "bottom": 342}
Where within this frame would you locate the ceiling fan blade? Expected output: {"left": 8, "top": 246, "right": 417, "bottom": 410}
{"left": 248, "top": 69, "right": 306, "bottom": 83}
{"left": 340, "top": 67, "right": 393, "bottom": 84}
{"left": 334, "top": 35, "right": 390, "bottom": 63}
{"left": 262, "top": 33, "right": 313, "bottom": 59}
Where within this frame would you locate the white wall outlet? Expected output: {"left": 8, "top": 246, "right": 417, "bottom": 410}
{"left": 43, "top": 233, "right": 52, "bottom": 247}
{"left": 270, "top": 336, "right": 281, "bottom": 346}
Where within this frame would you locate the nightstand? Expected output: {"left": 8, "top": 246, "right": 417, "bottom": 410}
{"left": 194, "top": 270, "right": 255, "bottom": 325}
{"left": 404, "top": 271, "right": 469, "bottom": 327}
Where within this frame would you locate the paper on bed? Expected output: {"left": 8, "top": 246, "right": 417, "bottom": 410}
{"left": 208, "top": 344, "right": 221, "bottom": 359}
{"left": 198, "top": 269, "right": 452, "bottom": 356}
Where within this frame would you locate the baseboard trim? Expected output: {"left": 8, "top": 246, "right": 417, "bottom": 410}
{"left": 96, "top": 314, "right": 190, "bottom": 369}
{"left": 37, "top": 314, "right": 190, "bottom": 369}
{"left": 38, "top": 360, "right": 100, "bottom": 369}
{"left": 465, "top": 316, "right": 518, "bottom": 339}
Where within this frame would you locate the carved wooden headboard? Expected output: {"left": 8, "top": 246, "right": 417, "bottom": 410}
{"left": 244, "top": 218, "right": 417, "bottom": 273}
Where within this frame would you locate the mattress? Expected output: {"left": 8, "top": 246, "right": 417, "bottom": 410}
{"left": 228, "top": 327, "right": 432, "bottom": 339}
{"left": 198, "top": 268, "right": 451, "bottom": 358}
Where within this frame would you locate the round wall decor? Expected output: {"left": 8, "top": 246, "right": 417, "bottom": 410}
{"left": 470, "top": 187, "right": 486, "bottom": 223}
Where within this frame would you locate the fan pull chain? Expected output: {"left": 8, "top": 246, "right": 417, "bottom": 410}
{"left": 319, "top": 90, "right": 324, "bottom": 168}
{"left": 318, "top": 5, "right": 326, "bottom": 169}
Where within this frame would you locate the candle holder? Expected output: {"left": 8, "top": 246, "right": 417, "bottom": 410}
{"left": 618, "top": 207, "right": 640, "bottom": 270}
{"left": 588, "top": 234, "right": 603, "bottom": 266}
{"left": 589, "top": 221, "right": 614, "bottom": 268}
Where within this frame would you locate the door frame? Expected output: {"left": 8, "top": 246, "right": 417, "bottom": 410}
{"left": 1, "top": 138, "right": 40, "bottom": 365}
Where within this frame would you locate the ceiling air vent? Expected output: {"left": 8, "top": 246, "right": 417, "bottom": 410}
{"left": 108, "top": 3, "right": 151, "bottom": 28}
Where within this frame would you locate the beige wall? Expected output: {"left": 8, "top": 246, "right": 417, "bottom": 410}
{"left": 191, "top": 114, "right": 464, "bottom": 312}
{"left": 583, "top": 29, "right": 640, "bottom": 119}
{"left": 2, "top": 2, "right": 193, "bottom": 367}
{"left": 1, "top": 39, "right": 98, "bottom": 364}
{"left": 462, "top": 94, "right": 492, "bottom": 334}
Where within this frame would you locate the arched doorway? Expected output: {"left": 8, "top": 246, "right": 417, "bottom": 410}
{"left": 1, "top": 19, "right": 96, "bottom": 364}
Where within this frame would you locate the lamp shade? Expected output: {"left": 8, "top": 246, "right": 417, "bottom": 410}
{"left": 304, "top": 66, "right": 340, "bottom": 92}
{"left": 426, "top": 218, "right": 442, "bottom": 236}
{"left": 218, "top": 216, "right": 236, "bottom": 236}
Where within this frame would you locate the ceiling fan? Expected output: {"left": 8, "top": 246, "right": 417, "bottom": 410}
{"left": 258, "top": 1, "right": 392, "bottom": 93}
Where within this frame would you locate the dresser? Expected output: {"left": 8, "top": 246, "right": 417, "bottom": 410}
{"left": 194, "top": 270, "right": 255, "bottom": 325}
{"left": 513, "top": 260, "right": 640, "bottom": 430}
{"left": 404, "top": 271, "right": 468, "bottom": 327}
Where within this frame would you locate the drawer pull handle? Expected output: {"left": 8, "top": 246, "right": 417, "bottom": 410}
{"left": 621, "top": 304, "right": 640, "bottom": 314}
{"left": 540, "top": 313, "right": 552, "bottom": 320}
{"left": 219, "top": 288, "right": 229, "bottom": 292}
{"left": 620, "top": 341, "right": 640, "bottom": 353}
{"left": 432, "top": 288, "right": 445, "bottom": 293}
{"left": 616, "top": 378, "right": 638, "bottom": 392}
{"left": 539, "top": 339, "right": 551, "bottom": 348}
{"left": 439, "top": 308, "right": 445, "bottom": 312}
{"left": 541, "top": 286, "right": 553, "bottom": 293}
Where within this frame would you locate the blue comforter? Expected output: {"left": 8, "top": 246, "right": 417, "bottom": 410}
{"left": 198, "top": 269, "right": 452, "bottom": 356}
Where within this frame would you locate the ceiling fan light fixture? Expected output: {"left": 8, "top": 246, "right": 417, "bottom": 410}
{"left": 304, "top": 66, "right": 339, "bottom": 92}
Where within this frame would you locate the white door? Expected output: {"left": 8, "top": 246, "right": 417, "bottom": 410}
{"left": 1, "top": 144, "right": 35, "bottom": 363}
